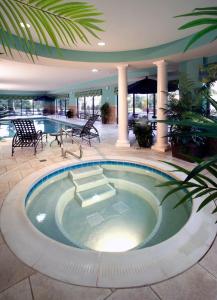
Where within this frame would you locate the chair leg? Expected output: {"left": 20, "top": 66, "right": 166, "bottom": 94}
{"left": 34, "top": 141, "right": 37, "bottom": 155}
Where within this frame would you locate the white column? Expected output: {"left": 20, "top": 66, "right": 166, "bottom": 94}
{"left": 152, "top": 60, "right": 170, "bottom": 152}
{"left": 116, "top": 64, "right": 130, "bottom": 147}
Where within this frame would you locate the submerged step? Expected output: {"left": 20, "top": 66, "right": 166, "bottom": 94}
{"left": 77, "top": 183, "right": 116, "bottom": 207}
{"left": 74, "top": 174, "right": 109, "bottom": 192}
{"left": 69, "top": 166, "right": 103, "bottom": 180}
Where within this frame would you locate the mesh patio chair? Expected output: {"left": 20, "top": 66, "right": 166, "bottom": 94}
{"left": 12, "top": 119, "right": 43, "bottom": 156}
{"left": 67, "top": 115, "right": 100, "bottom": 146}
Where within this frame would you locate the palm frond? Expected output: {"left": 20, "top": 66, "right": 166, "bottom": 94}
{"left": 179, "top": 18, "right": 217, "bottom": 30}
{"left": 159, "top": 156, "right": 217, "bottom": 221}
{"left": 175, "top": 6, "right": 217, "bottom": 51}
{"left": 184, "top": 25, "right": 217, "bottom": 52}
{"left": 0, "top": 0, "right": 104, "bottom": 60}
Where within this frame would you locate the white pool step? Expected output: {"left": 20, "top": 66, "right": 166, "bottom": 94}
{"left": 69, "top": 166, "right": 103, "bottom": 180}
{"left": 77, "top": 183, "right": 116, "bottom": 207}
{"left": 74, "top": 174, "right": 109, "bottom": 192}
{"left": 69, "top": 166, "right": 117, "bottom": 207}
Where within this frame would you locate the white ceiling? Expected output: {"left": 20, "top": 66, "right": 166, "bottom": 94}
{"left": 64, "top": 0, "right": 217, "bottom": 51}
{"left": 0, "top": 59, "right": 116, "bottom": 91}
{"left": 0, "top": 0, "right": 217, "bottom": 93}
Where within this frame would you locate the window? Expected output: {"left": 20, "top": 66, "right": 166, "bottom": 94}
{"left": 77, "top": 95, "right": 101, "bottom": 118}
{"left": 55, "top": 99, "right": 69, "bottom": 116}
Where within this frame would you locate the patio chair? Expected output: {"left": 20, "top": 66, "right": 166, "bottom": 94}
{"left": 12, "top": 119, "right": 43, "bottom": 156}
{"left": 67, "top": 115, "right": 100, "bottom": 146}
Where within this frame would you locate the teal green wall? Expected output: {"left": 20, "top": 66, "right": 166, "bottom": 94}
{"left": 69, "top": 91, "right": 77, "bottom": 106}
{"left": 179, "top": 55, "right": 217, "bottom": 85}
{"left": 179, "top": 58, "right": 203, "bottom": 82}
{"left": 207, "top": 55, "right": 217, "bottom": 64}
{"left": 102, "top": 86, "right": 116, "bottom": 106}
{"left": 69, "top": 86, "right": 116, "bottom": 107}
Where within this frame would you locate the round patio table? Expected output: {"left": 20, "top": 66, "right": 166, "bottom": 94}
{"left": 49, "top": 132, "right": 62, "bottom": 147}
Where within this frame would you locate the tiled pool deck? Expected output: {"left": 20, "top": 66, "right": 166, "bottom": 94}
{"left": 0, "top": 118, "right": 217, "bottom": 300}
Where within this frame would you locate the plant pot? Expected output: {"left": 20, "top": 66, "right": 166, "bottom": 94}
{"left": 206, "top": 138, "right": 217, "bottom": 156}
{"left": 134, "top": 123, "right": 153, "bottom": 148}
{"left": 101, "top": 116, "right": 109, "bottom": 124}
{"left": 171, "top": 143, "right": 205, "bottom": 162}
{"left": 137, "top": 136, "right": 153, "bottom": 147}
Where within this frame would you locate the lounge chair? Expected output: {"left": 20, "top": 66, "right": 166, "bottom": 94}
{"left": 67, "top": 115, "right": 100, "bottom": 146}
{"left": 12, "top": 119, "right": 43, "bottom": 156}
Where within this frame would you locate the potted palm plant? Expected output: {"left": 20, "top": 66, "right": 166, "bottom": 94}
{"left": 100, "top": 102, "right": 111, "bottom": 124}
{"left": 133, "top": 121, "right": 153, "bottom": 148}
{"left": 157, "top": 6, "right": 217, "bottom": 221}
{"left": 165, "top": 74, "right": 208, "bottom": 162}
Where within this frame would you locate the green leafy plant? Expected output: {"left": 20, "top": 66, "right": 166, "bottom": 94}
{"left": 158, "top": 7, "right": 217, "bottom": 218}
{"left": 133, "top": 122, "right": 153, "bottom": 148}
{"left": 100, "top": 102, "right": 110, "bottom": 124}
{"left": 164, "top": 74, "right": 210, "bottom": 160}
{"left": 0, "top": 0, "right": 104, "bottom": 60}
{"left": 176, "top": 6, "right": 217, "bottom": 51}
{"left": 158, "top": 91, "right": 217, "bottom": 219}
{"left": 158, "top": 155, "right": 217, "bottom": 220}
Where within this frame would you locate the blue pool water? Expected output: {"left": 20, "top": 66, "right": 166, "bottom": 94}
{"left": 26, "top": 161, "right": 192, "bottom": 252}
{"left": 0, "top": 118, "right": 76, "bottom": 138}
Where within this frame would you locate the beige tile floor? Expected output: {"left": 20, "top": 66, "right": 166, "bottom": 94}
{"left": 0, "top": 121, "right": 217, "bottom": 300}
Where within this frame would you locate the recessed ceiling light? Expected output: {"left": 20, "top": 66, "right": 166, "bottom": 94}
{"left": 97, "top": 42, "right": 105, "bottom": 46}
{"left": 20, "top": 22, "right": 31, "bottom": 29}
{"left": 92, "top": 69, "right": 99, "bottom": 73}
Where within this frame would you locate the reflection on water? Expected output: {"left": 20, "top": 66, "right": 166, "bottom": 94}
{"left": 0, "top": 118, "right": 71, "bottom": 138}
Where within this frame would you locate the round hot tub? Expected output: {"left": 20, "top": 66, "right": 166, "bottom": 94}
{"left": 1, "top": 158, "right": 216, "bottom": 288}
{"left": 26, "top": 161, "right": 190, "bottom": 253}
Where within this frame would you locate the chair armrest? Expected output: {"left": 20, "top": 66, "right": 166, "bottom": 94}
{"left": 36, "top": 130, "right": 43, "bottom": 136}
{"left": 92, "top": 125, "right": 99, "bottom": 135}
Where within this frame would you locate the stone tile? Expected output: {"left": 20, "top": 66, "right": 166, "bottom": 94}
{"left": 20, "top": 168, "right": 35, "bottom": 178}
{"left": 0, "top": 171, "right": 22, "bottom": 188}
{"left": 0, "top": 279, "right": 32, "bottom": 300}
{"left": 0, "top": 232, "right": 5, "bottom": 245}
{"left": 0, "top": 182, "right": 10, "bottom": 197}
{"left": 200, "top": 237, "right": 217, "bottom": 279}
{"left": 30, "top": 273, "right": 111, "bottom": 300}
{"left": 0, "top": 158, "right": 17, "bottom": 170}
{"left": 107, "top": 287, "right": 159, "bottom": 300}
{"left": 0, "top": 244, "right": 35, "bottom": 293}
{"left": 0, "top": 167, "right": 7, "bottom": 176}
{"left": 152, "top": 264, "right": 217, "bottom": 300}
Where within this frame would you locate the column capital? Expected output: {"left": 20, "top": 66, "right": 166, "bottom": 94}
{"left": 153, "top": 60, "right": 168, "bottom": 67}
{"left": 117, "top": 64, "right": 129, "bottom": 70}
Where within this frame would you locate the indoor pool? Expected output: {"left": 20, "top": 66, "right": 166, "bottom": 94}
{"left": 26, "top": 160, "right": 192, "bottom": 252}
{"left": 0, "top": 117, "right": 76, "bottom": 138}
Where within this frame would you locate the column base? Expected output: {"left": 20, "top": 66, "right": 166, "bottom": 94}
{"left": 151, "top": 143, "right": 171, "bottom": 153}
{"left": 116, "top": 140, "right": 130, "bottom": 148}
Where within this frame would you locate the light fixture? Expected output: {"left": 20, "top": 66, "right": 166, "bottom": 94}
{"left": 20, "top": 22, "right": 31, "bottom": 29}
{"left": 36, "top": 213, "right": 47, "bottom": 223}
{"left": 94, "top": 230, "right": 139, "bottom": 252}
{"left": 97, "top": 41, "right": 105, "bottom": 46}
{"left": 92, "top": 69, "right": 99, "bottom": 73}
